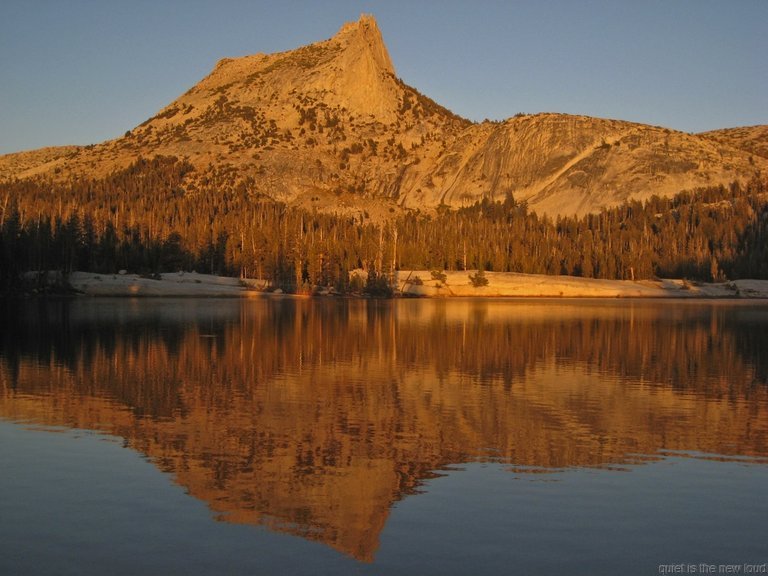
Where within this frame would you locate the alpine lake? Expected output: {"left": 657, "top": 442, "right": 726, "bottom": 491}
{"left": 1, "top": 297, "right": 767, "bottom": 576}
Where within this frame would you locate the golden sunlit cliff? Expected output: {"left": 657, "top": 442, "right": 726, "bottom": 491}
{"left": 701, "top": 125, "right": 768, "bottom": 161}
{"left": 0, "top": 15, "right": 765, "bottom": 217}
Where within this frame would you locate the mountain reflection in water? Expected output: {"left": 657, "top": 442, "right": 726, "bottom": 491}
{"left": 1, "top": 298, "right": 767, "bottom": 561}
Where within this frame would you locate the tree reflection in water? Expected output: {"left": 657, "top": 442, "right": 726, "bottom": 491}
{"left": 1, "top": 298, "right": 767, "bottom": 561}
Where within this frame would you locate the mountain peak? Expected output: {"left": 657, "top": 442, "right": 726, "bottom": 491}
{"left": 334, "top": 14, "right": 395, "bottom": 77}
{"left": 2, "top": 15, "right": 765, "bottom": 218}
{"left": 289, "top": 13, "right": 399, "bottom": 121}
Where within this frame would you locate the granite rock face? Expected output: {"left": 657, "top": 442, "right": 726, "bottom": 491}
{"left": 1, "top": 14, "right": 765, "bottom": 217}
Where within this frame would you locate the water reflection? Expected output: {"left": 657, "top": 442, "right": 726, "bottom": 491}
{"left": 1, "top": 298, "right": 767, "bottom": 561}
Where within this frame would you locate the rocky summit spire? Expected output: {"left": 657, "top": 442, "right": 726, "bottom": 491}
{"left": 317, "top": 14, "right": 399, "bottom": 121}
{"left": 335, "top": 14, "right": 395, "bottom": 76}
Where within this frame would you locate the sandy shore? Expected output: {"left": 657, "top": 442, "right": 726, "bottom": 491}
{"left": 65, "top": 270, "right": 768, "bottom": 298}
{"left": 67, "top": 271, "right": 268, "bottom": 297}
{"left": 394, "top": 270, "right": 768, "bottom": 299}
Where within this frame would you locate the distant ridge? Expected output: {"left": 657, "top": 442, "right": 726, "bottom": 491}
{"left": 700, "top": 125, "right": 768, "bottom": 161}
{"left": 1, "top": 14, "right": 766, "bottom": 216}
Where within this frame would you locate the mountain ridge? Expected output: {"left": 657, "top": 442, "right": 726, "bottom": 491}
{"left": 1, "top": 14, "right": 765, "bottom": 217}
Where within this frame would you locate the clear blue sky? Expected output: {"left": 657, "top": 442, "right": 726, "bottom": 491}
{"left": 1, "top": 0, "right": 766, "bottom": 154}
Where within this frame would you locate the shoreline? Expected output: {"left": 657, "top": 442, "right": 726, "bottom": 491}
{"left": 393, "top": 270, "right": 768, "bottom": 299}
{"left": 54, "top": 270, "right": 768, "bottom": 299}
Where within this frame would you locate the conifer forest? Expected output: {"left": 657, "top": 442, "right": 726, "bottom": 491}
{"left": 1, "top": 156, "right": 766, "bottom": 295}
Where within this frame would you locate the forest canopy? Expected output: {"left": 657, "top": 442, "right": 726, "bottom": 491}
{"left": 1, "top": 156, "right": 766, "bottom": 294}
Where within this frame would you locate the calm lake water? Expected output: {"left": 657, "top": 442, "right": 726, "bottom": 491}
{"left": 1, "top": 297, "right": 767, "bottom": 575}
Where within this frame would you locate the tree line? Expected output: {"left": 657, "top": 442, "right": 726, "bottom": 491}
{"left": 1, "top": 155, "right": 766, "bottom": 295}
